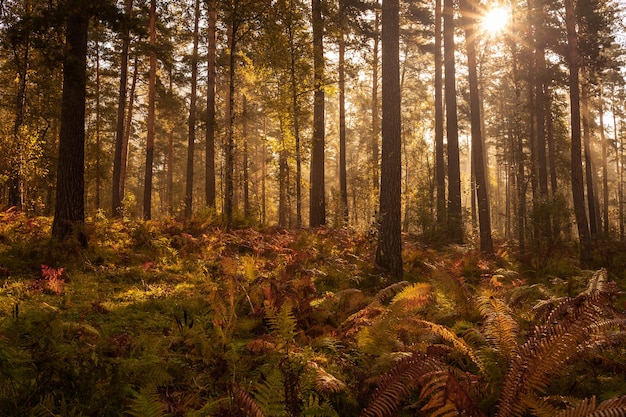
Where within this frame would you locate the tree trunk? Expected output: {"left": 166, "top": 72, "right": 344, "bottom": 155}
{"left": 143, "top": 0, "right": 156, "bottom": 220}
{"left": 338, "top": 0, "right": 348, "bottom": 226}
{"left": 375, "top": 0, "right": 403, "bottom": 279}
{"left": 443, "top": 0, "right": 462, "bottom": 243}
{"left": 310, "top": 0, "right": 326, "bottom": 227}
{"left": 112, "top": 0, "right": 133, "bottom": 217}
{"left": 243, "top": 95, "right": 250, "bottom": 218}
{"left": 565, "top": 0, "right": 591, "bottom": 252}
{"left": 225, "top": 7, "right": 237, "bottom": 230}
{"left": 434, "top": 0, "right": 445, "bottom": 230}
{"left": 287, "top": 0, "right": 302, "bottom": 227}
{"left": 206, "top": 0, "right": 217, "bottom": 209}
{"left": 461, "top": 0, "right": 493, "bottom": 253}
{"left": 185, "top": 0, "right": 200, "bottom": 219}
{"left": 599, "top": 87, "right": 609, "bottom": 238}
{"left": 582, "top": 83, "right": 601, "bottom": 238}
{"left": 372, "top": 9, "right": 380, "bottom": 193}
{"left": 121, "top": 54, "right": 138, "bottom": 207}
{"left": 52, "top": 6, "right": 89, "bottom": 244}
{"left": 94, "top": 32, "right": 102, "bottom": 210}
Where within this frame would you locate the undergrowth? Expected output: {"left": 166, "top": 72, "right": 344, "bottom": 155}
{"left": 0, "top": 210, "right": 625, "bottom": 416}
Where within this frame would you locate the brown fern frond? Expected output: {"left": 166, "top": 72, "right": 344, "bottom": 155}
{"left": 496, "top": 289, "right": 626, "bottom": 417}
{"left": 553, "top": 395, "right": 626, "bottom": 417}
{"left": 230, "top": 383, "right": 266, "bottom": 417}
{"left": 390, "top": 283, "right": 434, "bottom": 311}
{"left": 444, "top": 370, "right": 487, "bottom": 417}
{"left": 361, "top": 352, "right": 445, "bottom": 417}
{"left": 307, "top": 361, "right": 348, "bottom": 394}
{"left": 374, "top": 281, "right": 411, "bottom": 305}
{"left": 477, "top": 293, "right": 520, "bottom": 363}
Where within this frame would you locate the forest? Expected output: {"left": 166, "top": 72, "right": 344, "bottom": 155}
{"left": 2, "top": 0, "right": 626, "bottom": 415}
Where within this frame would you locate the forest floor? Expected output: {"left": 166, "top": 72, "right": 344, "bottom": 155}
{"left": 1, "top": 209, "right": 626, "bottom": 416}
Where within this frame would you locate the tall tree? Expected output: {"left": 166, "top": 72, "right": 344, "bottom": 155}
{"left": 224, "top": 1, "right": 238, "bottom": 229}
{"left": 338, "top": 0, "right": 349, "bottom": 225}
{"left": 309, "top": 0, "right": 326, "bottom": 227}
{"left": 205, "top": 0, "right": 217, "bottom": 209}
{"left": 143, "top": 0, "right": 156, "bottom": 220}
{"left": 185, "top": 0, "right": 201, "bottom": 219}
{"left": 443, "top": 0, "right": 462, "bottom": 243}
{"left": 460, "top": 0, "right": 493, "bottom": 253}
{"left": 52, "top": 0, "right": 89, "bottom": 243}
{"left": 564, "top": 0, "right": 591, "bottom": 252}
{"left": 371, "top": 8, "right": 380, "bottom": 193}
{"left": 111, "top": 0, "right": 133, "bottom": 217}
{"left": 375, "top": 0, "right": 402, "bottom": 278}
{"left": 434, "top": 0, "right": 445, "bottom": 230}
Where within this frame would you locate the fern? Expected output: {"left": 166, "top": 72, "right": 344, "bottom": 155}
{"left": 254, "top": 368, "right": 288, "bottom": 417}
{"left": 231, "top": 383, "right": 266, "bottom": 417}
{"left": 553, "top": 395, "right": 626, "bottom": 417}
{"left": 125, "top": 385, "right": 168, "bottom": 417}
{"left": 496, "top": 283, "right": 626, "bottom": 417}
{"left": 477, "top": 290, "right": 520, "bottom": 363}
{"left": 266, "top": 303, "right": 298, "bottom": 346}
{"left": 302, "top": 394, "right": 339, "bottom": 417}
{"left": 360, "top": 352, "right": 446, "bottom": 417}
{"left": 410, "top": 318, "right": 483, "bottom": 371}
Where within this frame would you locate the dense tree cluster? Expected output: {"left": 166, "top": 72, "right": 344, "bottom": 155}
{"left": 0, "top": 0, "right": 625, "bottom": 268}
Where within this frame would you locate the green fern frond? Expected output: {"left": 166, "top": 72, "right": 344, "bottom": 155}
{"left": 266, "top": 303, "right": 297, "bottom": 345}
{"left": 390, "top": 283, "right": 433, "bottom": 311}
{"left": 231, "top": 384, "right": 266, "bottom": 417}
{"left": 254, "top": 368, "right": 287, "bottom": 417}
{"left": 125, "top": 385, "right": 168, "bottom": 417}
{"left": 553, "top": 395, "right": 626, "bottom": 417}
{"left": 431, "top": 268, "right": 477, "bottom": 316}
{"left": 410, "top": 318, "right": 483, "bottom": 371}
{"left": 302, "top": 394, "right": 339, "bottom": 417}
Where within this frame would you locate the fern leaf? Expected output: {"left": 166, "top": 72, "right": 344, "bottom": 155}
{"left": 307, "top": 361, "right": 347, "bottom": 394}
{"left": 496, "top": 289, "right": 626, "bottom": 417}
{"left": 553, "top": 395, "right": 626, "bottom": 417}
{"left": 361, "top": 352, "right": 445, "bottom": 417}
{"left": 231, "top": 384, "right": 266, "bottom": 417}
{"left": 125, "top": 385, "right": 167, "bottom": 417}
{"left": 411, "top": 319, "right": 483, "bottom": 371}
{"left": 390, "top": 283, "right": 433, "bottom": 311}
{"left": 266, "top": 304, "right": 297, "bottom": 345}
{"left": 254, "top": 368, "right": 287, "bottom": 417}
{"left": 374, "top": 281, "right": 410, "bottom": 305}
{"left": 477, "top": 292, "right": 520, "bottom": 363}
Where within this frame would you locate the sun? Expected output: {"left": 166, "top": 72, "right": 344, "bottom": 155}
{"left": 480, "top": 6, "right": 511, "bottom": 36}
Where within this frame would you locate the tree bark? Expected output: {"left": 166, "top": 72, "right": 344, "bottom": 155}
{"left": 375, "top": 0, "right": 403, "bottom": 279}
{"left": 461, "top": 0, "right": 493, "bottom": 253}
{"left": 112, "top": 0, "right": 133, "bottom": 217}
{"left": 205, "top": 0, "right": 217, "bottom": 209}
{"left": 372, "top": 9, "right": 380, "bottom": 193}
{"left": 434, "top": 0, "right": 445, "bottom": 230}
{"left": 444, "top": 0, "right": 463, "bottom": 243}
{"left": 338, "top": 0, "right": 348, "bottom": 226}
{"left": 310, "top": 0, "right": 326, "bottom": 227}
{"left": 565, "top": 0, "right": 591, "bottom": 252}
{"left": 52, "top": 5, "right": 89, "bottom": 244}
{"left": 185, "top": 0, "right": 201, "bottom": 219}
{"left": 143, "top": 0, "right": 156, "bottom": 220}
{"left": 287, "top": 0, "right": 302, "bottom": 227}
